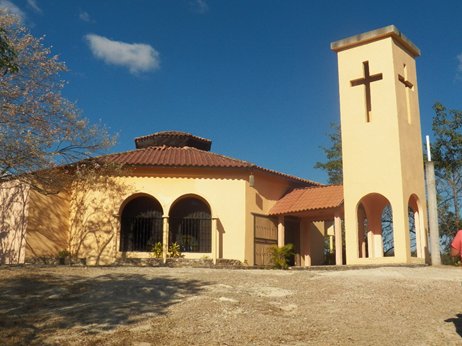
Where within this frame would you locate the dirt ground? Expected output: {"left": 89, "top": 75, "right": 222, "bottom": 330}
{"left": 0, "top": 265, "right": 462, "bottom": 345}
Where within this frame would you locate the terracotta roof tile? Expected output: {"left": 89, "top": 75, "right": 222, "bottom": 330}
{"left": 100, "top": 146, "right": 320, "bottom": 185}
{"left": 104, "top": 146, "right": 247, "bottom": 167}
{"left": 269, "top": 185, "right": 344, "bottom": 215}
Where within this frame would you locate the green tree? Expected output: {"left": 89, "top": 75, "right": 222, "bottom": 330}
{"left": 431, "top": 102, "right": 462, "bottom": 247}
{"left": 0, "top": 13, "right": 114, "bottom": 192}
{"left": 314, "top": 122, "right": 343, "bottom": 184}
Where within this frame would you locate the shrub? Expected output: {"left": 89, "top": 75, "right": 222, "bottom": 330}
{"left": 168, "top": 242, "right": 183, "bottom": 258}
{"left": 269, "top": 243, "right": 294, "bottom": 269}
{"left": 150, "top": 242, "right": 163, "bottom": 258}
{"left": 57, "top": 249, "right": 70, "bottom": 259}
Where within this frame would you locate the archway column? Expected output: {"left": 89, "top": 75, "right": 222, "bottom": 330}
{"left": 368, "top": 208, "right": 384, "bottom": 258}
{"left": 334, "top": 213, "right": 342, "bottom": 265}
{"left": 373, "top": 233, "right": 384, "bottom": 258}
{"left": 366, "top": 231, "right": 374, "bottom": 257}
{"left": 277, "top": 216, "right": 285, "bottom": 247}
{"left": 212, "top": 218, "right": 218, "bottom": 264}
{"left": 162, "top": 216, "right": 169, "bottom": 263}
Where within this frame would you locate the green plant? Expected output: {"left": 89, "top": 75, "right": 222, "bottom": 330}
{"left": 150, "top": 242, "right": 163, "bottom": 258}
{"left": 57, "top": 249, "right": 71, "bottom": 259}
{"left": 168, "top": 242, "right": 183, "bottom": 258}
{"left": 269, "top": 243, "right": 294, "bottom": 269}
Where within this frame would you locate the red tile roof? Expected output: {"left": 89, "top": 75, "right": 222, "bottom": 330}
{"left": 101, "top": 145, "right": 320, "bottom": 185}
{"left": 105, "top": 145, "right": 248, "bottom": 167}
{"left": 269, "top": 185, "right": 344, "bottom": 215}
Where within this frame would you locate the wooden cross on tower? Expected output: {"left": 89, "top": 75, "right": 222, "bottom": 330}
{"left": 350, "top": 61, "right": 383, "bottom": 122}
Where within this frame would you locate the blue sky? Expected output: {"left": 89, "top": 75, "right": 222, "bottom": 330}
{"left": 2, "top": 0, "right": 462, "bottom": 183}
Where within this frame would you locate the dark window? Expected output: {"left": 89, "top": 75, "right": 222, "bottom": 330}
{"left": 120, "top": 196, "right": 163, "bottom": 252}
{"left": 169, "top": 197, "right": 211, "bottom": 253}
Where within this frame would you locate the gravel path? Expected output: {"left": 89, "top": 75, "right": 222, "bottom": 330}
{"left": 1, "top": 265, "right": 461, "bottom": 345}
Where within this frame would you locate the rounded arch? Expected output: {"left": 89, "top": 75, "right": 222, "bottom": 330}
{"left": 169, "top": 193, "right": 212, "bottom": 216}
{"left": 118, "top": 192, "right": 163, "bottom": 217}
{"left": 169, "top": 194, "right": 212, "bottom": 253}
{"left": 356, "top": 193, "right": 394, "bottom": 258}
{"left": 119, "top": 194, "right": 164, "bottom": 252}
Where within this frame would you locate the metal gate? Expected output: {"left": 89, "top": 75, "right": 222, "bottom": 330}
{"left": 169, "top": 217, "right": 211, "bottom": 253}
{"left": 120, "top": 216, "right": 163, "bottom": 252}
{"left": 254, "top": 214, "right": 278, "bottom": 266}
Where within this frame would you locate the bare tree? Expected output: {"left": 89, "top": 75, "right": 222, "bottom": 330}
{"left": 0, "top": 25, "right": 18, "bottom": 75}
{"left": 0, "top": 12, "right": 115, "bottom": 193}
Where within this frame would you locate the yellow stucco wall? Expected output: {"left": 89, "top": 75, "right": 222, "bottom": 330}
{"left": 70, "top": 168, "right": 250, "bottom": 265}
{"left": 25, "top": 188, "right": 70, "bottom": 261}
{"left": 1, "top": 166, "right": 310, "bottom": 266}
{"left": 0, "top": 181, "right": 29, "bottom": 264}
{"left": 308, "top": 221, "right": 327, "bottom": 265}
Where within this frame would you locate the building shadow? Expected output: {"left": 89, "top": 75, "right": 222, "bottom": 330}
{"left": 0, "top": 271, "right": 209, "bottom": 344}
{"left": 445, "top": 313, "right": 462, "bottom": 338}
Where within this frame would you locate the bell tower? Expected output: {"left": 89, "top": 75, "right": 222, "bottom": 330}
{"left": 331, "top": 26, "right": 428, "bottom": 264}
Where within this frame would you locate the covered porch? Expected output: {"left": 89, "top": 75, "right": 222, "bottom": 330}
{"left": 268, "top": 185, "right": 344, "bottom": 266}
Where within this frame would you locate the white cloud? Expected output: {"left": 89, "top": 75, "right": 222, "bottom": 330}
{"left": 192, "top": 0, "right": 208, "bottom": 14}
{"left": 27, "top": 0, "right": 42, "bottom": 14}
{"left": 0, "top": 0, "right": 25, "bottom": 21}
{"left": 457, "top": 54, "right": 462, "bottom": 72}
{"left": 79, "top": 10, "right": 91, "bottom": 22}
{"left": 85, "top": 34, "right": 160, "bottom": 74}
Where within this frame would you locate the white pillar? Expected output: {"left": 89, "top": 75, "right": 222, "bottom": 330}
{"left": 334, "top": 214, "right": 342, "bottom": 265}
{"left": 162, "top": 217, "right": 169, "bottom": 264}
{"left": 367, "top": 231, "right": 374, "bottom": 258}
{"left": 212, "top": 218, "right": 218, "bottom": 265}
{"left": 373, "top": 233, "right": 384, "bottom": 257}
{"left": 278, "top": 216, "right": 285, "bottom": 247}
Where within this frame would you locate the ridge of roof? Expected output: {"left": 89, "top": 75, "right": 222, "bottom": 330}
{"left": 135, "top": 131, "right": 211, "bottom": 144}
{"left": 134, "top": 131, "right": 212, "bottom": 151}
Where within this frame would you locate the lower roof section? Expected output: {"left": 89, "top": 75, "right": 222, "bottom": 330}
{"left": 269, "top": 185, "right": 344, "bottom": 218}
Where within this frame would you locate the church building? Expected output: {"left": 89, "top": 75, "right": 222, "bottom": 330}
{"left": 0, "top": 25, "right": 429, "bottom": 267}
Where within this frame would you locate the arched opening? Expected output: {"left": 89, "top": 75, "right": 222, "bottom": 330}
{"left": 408, "top": 194, "right": 422, "bottom": 258}
{"left": 382, "top": 204, "right": 394, "bottom": 256}
{"left": 169, "top": 196, "right": 212, "bottom": 253}
{"left": 408, "top": 206, "right": 417, "bottom": 256}
{"left": 120, "top": 195, "right": 163, "bottom": 252}
{"left": 356, "top": 193, "right": 394, "bottom": 258}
